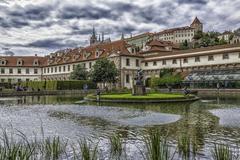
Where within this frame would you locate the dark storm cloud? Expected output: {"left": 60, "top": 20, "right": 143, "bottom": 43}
{"left": 8, "top": 4, "right": 52, "bottom": 21}
{"left": 27, "top": 38, "right": 80, "bottom": 49}
{"left": 0, "top": 17, "right": 29, "bottom": 28}
{"left": 177, "top": 0, "right": 207, "bottom": 5}
{"left": 0, "top": 0, "right": 239, "bottom": 56}
{"left": 58, "top": 5, "right": 113, "bottom": 20}
{"left": 0, "top": 3, "right": 53, "bottom": 29}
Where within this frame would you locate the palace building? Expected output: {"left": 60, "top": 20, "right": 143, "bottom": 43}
{"left": 1, "top": 19, "right": 240, "bottom": 88}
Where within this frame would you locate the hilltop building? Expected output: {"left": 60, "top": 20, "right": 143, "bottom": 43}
{"left": 154, "top": 17, "right": 203, "bottom": 43}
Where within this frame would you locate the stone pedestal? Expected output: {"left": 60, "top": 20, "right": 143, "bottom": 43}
{"left": 132, "top": 85, "right": 146, "bottom": 96}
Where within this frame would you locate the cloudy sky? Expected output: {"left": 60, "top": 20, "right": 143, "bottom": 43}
{"left": 0, "top": 0, "right": 239, "bottom": 56}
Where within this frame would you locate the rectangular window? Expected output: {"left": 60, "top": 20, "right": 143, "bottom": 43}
{"left": 26, "top": 79, "right": 29, "bottom": 82}
{"left": 172, "top": 59, "right": 177, "bottom": 64}
{"left": 47, "top": 68, "right": 49, "bottom": 73}
{"left": 162, "top": 60, "right": 166, "bottom": 65}
{"left": 1, "top": 79, "right": 4, "bottom": 83}
{"left": 63, "top": 66, "right": 66, "bottom": 72}
{"left": 153, "top": 61, "right": 157, "bottom": 66}
{"left": 17, "top": 68, "right": 21, "bottom": 74}
{"left": 34, "top": 68, "right": 38, "bottom": 74}
{"left": 9, "top": 68, "right": 13, "bottom": 74}
{"left": 222, "top": 53, "right": 229, "bottom": 59}
{"left": 83, "top": 63, "right": 86, "bottom": 68}
{"left": 126, "top": 74, "right": 130, "bottom": 83}
{"left": 136, "top": 59, "right": 139, "bottom": 67}
{"left": 17, "top": 79, "right": 21, "bottom": 82}
{"left": 89, "top": 62, "right": 92, "bottom": 68}
{"left": 26, "top": 68, "right": 30, "bottom": 74}
{"left": 183, "top": 58, "right": 188, "bottom": 63}
{"left": 55, "top": 67, "right": 57, "bottom": 72}
{"left": 44, "top": 68, "right": 46, "bottom": 73}
{"left": 1, "top": 68, "right": 5, "bottom": 74}
{"left": 73, "top": 65, "right": 76, "bottom": 70}
{"left": 51, "top": 67, "right": 53, "bottom": 73}
{"left": 208, "top": 55, "right": 214, "bottom": 61}
{"left": 239, "top": 52, "right": 240, "bottom": 58}
{"left": 126, "top": 58, "right": 130, "bottom": 66}
{"left": 68, "top": 65, "right": 70, "bottom": 71}
{"left": 195, "top": 56, "right": 200, "bottom": 62}
{"left": 59, "top": 66, "right": 61, "bottom": 72}
{"left": 8, "top": 79, "right": 11, "bottom": 83}
{"left": 145, "top": 62, "right": 148, "bottom": 66}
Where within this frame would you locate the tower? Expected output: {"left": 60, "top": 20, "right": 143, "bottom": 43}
{"left": 190, "top": 17, "right": 203, "bottom": 32}
{"left": 90, "top": 27, "right": 97, "bottom": 45}
{"left": 121, "top": 33, "right": 125, "bottom": 40}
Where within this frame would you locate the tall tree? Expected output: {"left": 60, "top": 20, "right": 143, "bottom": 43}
{"left": 70, "top": 64, "right": 88, "bottom": 80}
{"left": 90, "top": 58, "right": 118, "bottom": 85}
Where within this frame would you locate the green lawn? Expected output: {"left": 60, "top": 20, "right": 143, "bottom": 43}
{"left": 88, "top": 93, "right": 188, "bottom": 100}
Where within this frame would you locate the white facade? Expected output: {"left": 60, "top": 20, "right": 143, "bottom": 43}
{"left": 0, "top": 67, "right": 41, "bottom": 83}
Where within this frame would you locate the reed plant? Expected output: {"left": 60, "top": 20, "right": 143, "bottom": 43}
{"left": 41, "top": 136, "right": 66, "bottom": 160}
{"left": 109, "top": 134, "right": 124, "bottom": 159}
{"left": 211, "top": 143, "right": 238, "bottom": 160}
{"left": 177, "top": 134, "right": 191, "bottom": 160}
{"left": 142, "top": 130, "right": 173, "bottom": 160}
{"left": 72, "top": 139, "right": 98, "bottom": 160}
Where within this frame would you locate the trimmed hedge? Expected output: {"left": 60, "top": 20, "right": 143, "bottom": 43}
{"left": 0, "top": 83, "right": 12, "bottom": 89}
{"left": 21, "top": 80, "right": 97, "bottom": 91}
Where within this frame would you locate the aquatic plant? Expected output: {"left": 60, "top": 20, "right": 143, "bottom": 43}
{"left": 73, "top": 139, "right": 98, "bottom": 160}
{"left": 142, "top": 130, "right": 173, "bottom": 160}
{"left": 177, "top": 134, "right": 191, "bottom": 160}
{"left": 0, "top": 129, "right": 36, "bottom": 160}
{"left": 211, "top": 143, "right": 238, "bottom": 160}
{"left": 109, "top": 134, "right": 124, "bottom": 159}
{"left": 42, "top": 136, "right": 66, "bottom": 160}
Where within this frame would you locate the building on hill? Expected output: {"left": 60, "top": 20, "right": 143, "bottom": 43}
{"left": 230, "top": 35, "right": 240, "bottom": 44}
{"left": 218, "top": 31, "right": 233, "bottom": 42}
{"left": 154, "top": 17, "right": 203, "bottom": 44}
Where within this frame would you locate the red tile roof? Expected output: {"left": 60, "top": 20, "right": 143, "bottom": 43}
{"left": 0, "top": 56, "right": 47, "bottom": 67}
{"left": 156, "top": 26, "right": 194, "bottom": 35}
{"left": 46, "top": 40, "right": 139, "bottom": 66}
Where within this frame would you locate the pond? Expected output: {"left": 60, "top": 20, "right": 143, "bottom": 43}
{"left": 0, "top": 95, "right": 240, "bottom": 159}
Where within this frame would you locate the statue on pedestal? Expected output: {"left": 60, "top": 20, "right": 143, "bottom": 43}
{"left": 132, "top": 69, "right": 146, "bottom": 95}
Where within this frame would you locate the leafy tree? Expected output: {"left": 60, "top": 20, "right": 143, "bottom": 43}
{"left": 70, "top": 64, "right": 88, "bottom": 80}
{"left": 180, "top": 40, "right": 190, "bottom": 50}
{"left": 193, "top": 31, "right": 203, "bottom": 40}
{"left": 90, "top": 58, "right": 118, "bottom": 85}
{"left": 151, "top": 74, "right": 182, "bottom": 88}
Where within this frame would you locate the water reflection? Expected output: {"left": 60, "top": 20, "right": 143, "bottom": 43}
{"left": 0, "top": 95, "right": 240, "bottom": 159}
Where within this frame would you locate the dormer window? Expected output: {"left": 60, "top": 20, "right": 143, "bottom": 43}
{"left": 17, "top": 59, "right": 23, "bottom": 66}
{"left": 96, "top": 51, "right": 99, "bottom": 57}
{"left": 33, "top": 59, "right": 39, "bottom": 66}
{"left": 0, "top": 59, "right": 6, "bottom": 65}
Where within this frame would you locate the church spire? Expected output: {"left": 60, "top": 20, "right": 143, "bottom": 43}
{"left": 121, "top": 33, "right": 124, "bottom": 40}
{"left": 92, "top": 26, "right": 96, "bottom": 37}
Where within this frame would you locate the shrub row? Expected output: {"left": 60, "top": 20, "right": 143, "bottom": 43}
{"left": 21, "top": 80, "right": 97, "bottom": 90}
{"left": 0, "top": 83, "right": 13, "bottom": 89}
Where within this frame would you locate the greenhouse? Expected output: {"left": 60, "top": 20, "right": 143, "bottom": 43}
{"left": 184, "top": 69, "right": 240, "bottom": 89}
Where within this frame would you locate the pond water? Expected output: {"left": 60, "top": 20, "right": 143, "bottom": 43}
{"left": 0, "top": 95, "right": 240, "bottom": 159}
